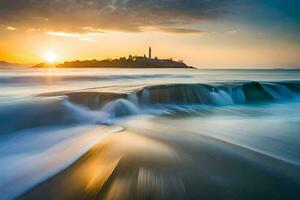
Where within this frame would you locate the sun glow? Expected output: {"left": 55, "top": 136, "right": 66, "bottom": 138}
{"left": 44, "top": 52, "right": 58, "bottom": 63}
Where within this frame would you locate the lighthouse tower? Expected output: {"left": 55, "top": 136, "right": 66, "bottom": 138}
{"left": 148, "top": 46, "right": 152, "bottom": 59}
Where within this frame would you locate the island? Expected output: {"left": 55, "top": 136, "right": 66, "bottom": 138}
{"left": 34, "top": 47, "right": 194, "bottom": 69}
{"left": 0, "top": 61, "right": 25, "bottom": 68}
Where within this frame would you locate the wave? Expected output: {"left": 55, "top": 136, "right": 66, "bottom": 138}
{"left": 101, "top": 99, "right": 139, "bottom": 118}
{"left": 0, "top": 97, "right": 105, "bottom": 134}
{"left": 0, "top": 125, "right": 123, "bottom": 200}
{"left": 2, "top": 81, "right": 300, "bottom": 134}
{"left": 46, "top": 81, "right": 300, "bottom": 109}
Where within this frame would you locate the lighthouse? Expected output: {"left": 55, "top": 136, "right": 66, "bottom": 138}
{"left": 148, "top": 46, "right": 152, "bottom": 59}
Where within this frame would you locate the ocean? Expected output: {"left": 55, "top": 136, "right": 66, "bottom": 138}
{"left": 1, "top": 68, "right": 300, "bottom": 199}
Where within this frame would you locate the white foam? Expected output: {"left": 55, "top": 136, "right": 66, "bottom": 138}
{"left": 0, "top": 125, "right": 123, "bottom": 200}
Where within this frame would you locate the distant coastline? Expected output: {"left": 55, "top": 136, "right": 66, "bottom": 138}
{"left": 0, "top": 61, "right": 25, "bottom": 68}
{"left": 34, "top": 47, "right": 194, "bottom": 69}
{"left": 34, "top": 56, "right": 193, "bottom": 69}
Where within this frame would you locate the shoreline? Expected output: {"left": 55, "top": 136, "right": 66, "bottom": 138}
{"left": 18, "top": 121, "right": 300, "bottom": 200}
{"left": 0, "top": 125, "right": 123, "bottom": 200}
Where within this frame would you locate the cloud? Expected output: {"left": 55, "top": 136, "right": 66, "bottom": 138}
{"left": 158, "top": 27, "right": 206, "bottom": 34}
{"left": 46, "top": 31, "right": 84, "bottom": 38}
{"left": 45, "top": 30, "right": 103, "bottom": 42}
{"left": 6, "top": 26, "right": 16, "bottom": 31}
{"left": 0, "top": 0, "right": 234, "bottom": 33}
{"left": 140, "top": 26, "right": 206, "bottom": 34}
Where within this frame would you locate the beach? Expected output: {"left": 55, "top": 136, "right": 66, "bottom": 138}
{"left": 19, "top": 117, "right": 300, "bottom": 200}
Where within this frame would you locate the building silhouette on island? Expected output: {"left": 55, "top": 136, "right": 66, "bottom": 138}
{"left": 149, "top": 46, "right": 152, "bottom": 59}
{"left": 34, "top": 47, "right": 193, "bottom": 69}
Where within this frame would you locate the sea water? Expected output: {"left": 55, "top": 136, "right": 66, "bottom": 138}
{"left": 1, "top": 68, "right": 300, "bottom": 199}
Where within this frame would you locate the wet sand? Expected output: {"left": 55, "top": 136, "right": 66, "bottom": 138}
{"left": 18, "top": 122, "right": 300, "bottom": 200}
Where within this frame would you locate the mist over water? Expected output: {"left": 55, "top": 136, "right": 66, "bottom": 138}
{"left": 1, "top": 68, "right": 300, "bottom": 199}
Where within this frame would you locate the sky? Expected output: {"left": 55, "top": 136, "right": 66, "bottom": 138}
{"left": 0, "top": 0, "right": 299, "bottom": 68}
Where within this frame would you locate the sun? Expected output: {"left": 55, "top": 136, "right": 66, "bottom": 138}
{"left": 44, "top": 52, "right": 57, "bottom": 63}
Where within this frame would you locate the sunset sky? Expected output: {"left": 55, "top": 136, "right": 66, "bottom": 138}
{"left": 0, "top": 0, "right": 299, "bottom": 68}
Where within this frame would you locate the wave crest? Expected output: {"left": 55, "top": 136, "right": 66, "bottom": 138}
{"left": 47, "top": 81, "right": 300, "bottom": 109}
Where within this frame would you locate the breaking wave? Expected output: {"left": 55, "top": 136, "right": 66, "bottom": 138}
{"left": 1, "top": 81, "right": 300, "bottom": 134}
{"left": 51, "top": 81, "right": 300, "bottom": 108}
